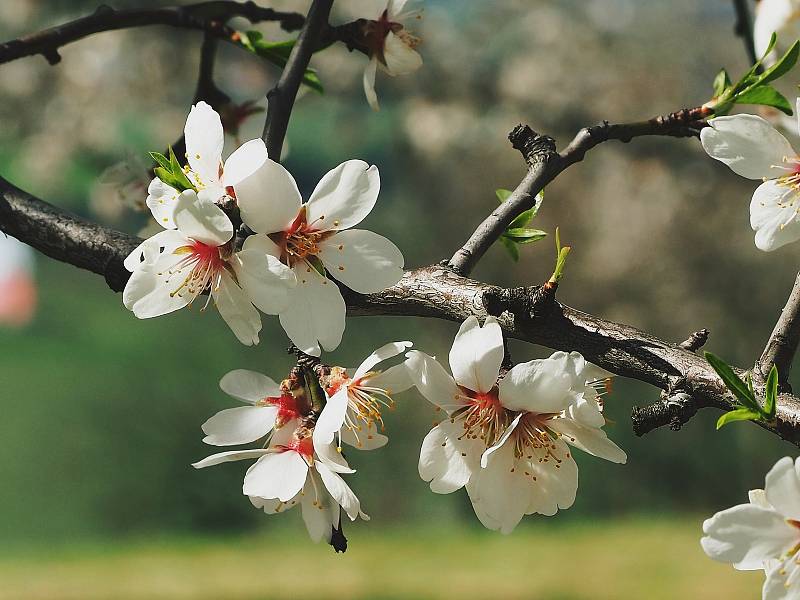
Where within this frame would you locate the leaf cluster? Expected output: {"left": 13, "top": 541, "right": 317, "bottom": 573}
{"left": 238, "top": 31, "right": 324, "bottom": 93}
{"left": 150, "top": 147, "right": 196, "bottom": 192}
{"left": 705, "top": 352, "right": 778, "bottom": 429}
{"left": 495, "top": 188, "right": 547, "bottom": 262}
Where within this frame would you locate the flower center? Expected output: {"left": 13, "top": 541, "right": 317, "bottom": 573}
{"left": 774, "top": 156, "right": 800, "bottom": 191}
{"left": 283, "top": 436, "right": 314, "bottom": 463}
{"left": 258, "top": 393, "right": 304, "bottom": 427}
{"left": 509, "top": 413, "right": 567, "bottom": 478}
{"left": 275, "top": 207, "right": 334, "bottom": 267}
{"left": 452, "top": 386, "right": 508, "bottom": 446}
{"left": 166, "top": 240, "right": 228, "bottom": 301}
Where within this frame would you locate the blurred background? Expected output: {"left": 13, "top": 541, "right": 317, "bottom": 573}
{"left": 0, "top": 0, "right": 794, "bottom": 598}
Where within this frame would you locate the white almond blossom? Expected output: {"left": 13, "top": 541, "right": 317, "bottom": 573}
{"left": 754, "top": 0, "right": 800, "bottom": 62}
{"left": 702, "top": 456, "right": 800, "bottom": 599}
{"left": 193, "top": 420, "right": 367, "bottom": 544}
{"left": 201, "top": 369, "right": 307, "bottom": 446}
{"left": 235, "top": 157, "right": 404, "bottom": 356}
{"left": 700, "top": 101, "right": 800, "bottom": 251}
{"left": 362, "top": 0, "right": 423, "bottom": 111}
{"left": 147, "top": 101, "right": 269, "bottom": 228}
{"left": 123, "top": 189, "right": 294, "bottom": 345}
{"left": 406, "top": 316, "right": 626, "bottom": 534}
{"left": 314, "top": 341, "right": 414, "bottom": 451}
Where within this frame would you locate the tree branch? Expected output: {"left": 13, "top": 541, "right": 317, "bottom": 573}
{"left": 759, "top": 272, "right": 800, "bottom": 390}
{"left": 448, "top": 108, "right": 710, "bottom": 276}
{"left": 732, "top": 0, "right": 759, "bottom": 67}
{"left": 4, "top": 177, "right": 800, "bottom": 445}
{"left": 0, "top": 1, "right": 304, "bottom": 66}
{"left": 262, "top": 0, "right": 334, "bottom": 158}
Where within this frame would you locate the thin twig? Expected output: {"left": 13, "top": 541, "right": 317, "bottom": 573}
{"left": 732, "top": 0, "right": 759, "bottom": 66}
{"left": 0, "top": 2, "right": 304, "bottom": 66}
{"left": 262, "top": 0, "right": 334, "bottom": 159}
{"left": 759, "top": 272, "right": 800, "bottom": 390}
{"left": 448, "top": 108, "right": 710, "bottom": 276}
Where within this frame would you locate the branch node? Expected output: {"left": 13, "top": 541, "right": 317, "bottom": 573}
{"left": 482, "top": 281, "right": 557, "bottom": 321}
{"left": 508, "top": 124, "right": 557, "bottom": 167}
{"left": 678, "top": 328, "right": 710, "bottom": 352}
{"left": 42, "top": 48, "right": 61, "bottom": 65}
{"left": 631, "top": 391, "right": 697, "bottom": 436}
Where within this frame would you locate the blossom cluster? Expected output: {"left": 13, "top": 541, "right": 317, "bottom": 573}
{"left": 192, "top": 317, "right": 626, "bottom": 544}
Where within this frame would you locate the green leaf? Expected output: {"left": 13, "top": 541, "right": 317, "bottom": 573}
{"left": 734, "top": 85, "right": 793, "bottom": 115}
{"left": 499, "top": 235, "right": 519, "bottom": 262}
{"left": 238, "top": 31, "right": 324, "bottom": 93}
{"left": 765, "top": 364, "right": 778, "bottom": 419}
{"left": 504, "top": 228, "right": 547, "bottom": 244}
{"left": 759, "top": 40, "right": 800, "bottom": 85}
{"left": 716, "top": 408, "right": 764, "bottom": 430}
{"left": 704, "top": 352, "right": 761, "bottom": 411}
{"left": 149, "top": 152, "right": 171, "bottom": 171}
{"left": 713, "top": 68, "right": 731, "bottom": 97}
{"left": 495, "top": 188, "right": 513, "bottom": 203}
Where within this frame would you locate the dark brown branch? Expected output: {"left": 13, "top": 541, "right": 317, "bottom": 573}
{"left": 732, "top": 0, "right": 759, "bottom": 67}
{"left": 448, "top": 108, "right": 711, "bottom": 276}
{"left": 679, "top": 329, "right": 710, "bottom": 352}
{"left": 759, "top": 272, "right": 800, "bottom": 390}
{"left": 262, "top": 0, "right": 334, "bottom": 159}
{"left": 4, "top": 178, "right": 800, "bottom": 446}
{"left": 0, "top": 2, "right": 304, "bottom": 66}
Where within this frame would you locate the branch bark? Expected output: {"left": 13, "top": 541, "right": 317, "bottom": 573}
{"left": 732, "top": 0, "right": 759, "bottom": 67}
{"left": 448, "top": 108, "right": 710, "bottom": 277}
{"left": 759, "top": 272, "right": 800, "bottom": 390}
{"left": 0, "top": 2, "right": 305, "bottom": 66}
{"left": 262, "top": 0, "right": 333, "bottom": 159}
{"left": 4, "top": 177, "right": 800, "bottom": 446}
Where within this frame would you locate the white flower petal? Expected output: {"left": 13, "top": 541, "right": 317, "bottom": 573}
{"left": 481, "top": 413, "right": 521, "bottom": 468}
{"left": 278, "top": 265, "right": 346, "bottom": 357}
{"left": 750, "top": 180, "right": 800, "bottom": 251}
{"left": 185, "top": 101, "right": 224, "bottom": 186}
{"left": 766, "top": 456, "right": 800, "bottom": 520}
{"left": 754, "top": 0, "right": 796, "bottom": 59}
{"left": 525, "top": 445, "right": 578, "bottom": 516}
{"left": 213, "top": 270, "right": 261, "bottom": 346}
{"left": 564, "top": 394, "right": 606, "bottom": 428}
{"left": 222, "top": 138, "right": 269, "bottom": 188}
{"left": 173, "top": 189, "right": 233, "bottom": 246}
{"left": 122, "top": 251, "right": 193, "bottom": 318}
{"left": 235, "top": 158, "right": 302, "bottom": 234}
{"left": 123, "top": 229, "right": 187, "bottom": 272}
{"left": 466, "top": 441, "right": 530, "bottom": 534}
{"left": 762, "top": 558, "right": 800, "bottom": 599}
{"left": 145, "top": 178, "right": 181, "bottom": 229}
{"left": 316, "top": 461, "right": 363, "bottom": 521}
{"left": 750, "top": 489, "right": 773, "bottom": 509}
{"left": 418, "top": 420, "right": 482, "bottom": 494}
{"left": 243, "top": 233, "right": 282, "bottom": 258}
{"left": 382, "top": 31, "right": 423, "bottom": 76}
{"left": 363, "top": 57, "right": 380, "bottom": 111}
{"left": 340, "top": 422, "right": 388, "bottom": 450}
{"left": 404, "top": 350, "right": 465, "bottom": 412}
{"left": 250, "top": 494, "right": 300, "bottom": 515}
{"left": 300, "top": 474, "right": 336, "bottom": 543}
{"left": 201, "top": 405, "right": 278, "bottom": 446}
{"left": 448, "top": 316, "right": 503, "bottom": 394}
{"left": 548, "top": 417, "right": 627, "bottom": 464}
{"left": 243, "top": 450, "right": 309, "bottom": 502}
{"left": 701, "top": 503, "right": 796, "bottom": 570}
{"left": 354, "top": 341, "right": 413, "bottom": 380}
{"left": 305, "top": 160, "right": 380, "bottom": 231}
{"left": 219, "top": 369, "right": 281, "bottom": 404}
{"left": 234, "top": 249, "right": 295, "bottom": 315}
{"left": 315, "top": 439, "right": 356, "bottom": 474}
{"left": 314, "top": 388, "right": 349, "bottom": 447}
{"left": 191, "top": 448, "right": 268, "bottom": 469}
{"left": 387, "top": 0, "right": 410, "bottom": 18}
{"left": 363, "top": 362, "right": 414, "bottom": 394}
{"left": 317, "top": 229, "right": 403, "bottom": 293}
{"left": 700, "top": 115, "right": 795, "bottom": 180}
{"left": 499, "top": 358, "right": 574, "bottom": 413}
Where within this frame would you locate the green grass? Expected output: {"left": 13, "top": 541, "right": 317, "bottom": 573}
{"left": 0, "top": 518, "right": 761, "bottom": 600}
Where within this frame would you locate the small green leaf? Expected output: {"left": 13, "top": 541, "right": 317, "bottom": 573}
{"left": 734, "top": 85, "right": 793, "bottom": 115}
{"left": 504, "top": 228, "right": 547, "bottom": 244}
{"left": 704, "top": 352, "right": 761, "bottom": 411}
{"left": 149, "top": 152, "right": 171, "bottom": 171}
{"left": 765, "top": 364, "right": 779, "bottom": 419}
{"left": 499, "top": 235, "right": 520, "bottom": 262}
{"left": 238, "top": 31, "right": 324, "bottom": 93}
{"left": 713, "top": 68, "right": 731, "bottom": 97}
{"left": 716, "top": 407, "right": 764, "bottom": 430}
{"left": 759, "top": 40, "right": 800, "bottom": 85}
{"left": 495, "top": 188, "right": 513, "bottom": 203}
